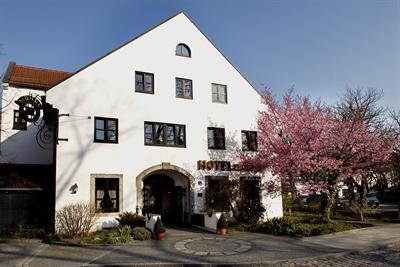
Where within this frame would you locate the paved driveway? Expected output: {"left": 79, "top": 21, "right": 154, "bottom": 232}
{"left": 1, "top": 224, "right": 399, "bottom": 266}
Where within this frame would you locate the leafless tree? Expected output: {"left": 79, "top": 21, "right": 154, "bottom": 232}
{"left": 389, "top": 109, "right": 400, "bottom": 143}
{"left": 387, "top": 109, "right": 400, "bottom": 188}
{"left": 335, "top": 87, "right": 387, "bottom": 131}
{"left": 335, "top": 87, "right": 393, "bottom": 203}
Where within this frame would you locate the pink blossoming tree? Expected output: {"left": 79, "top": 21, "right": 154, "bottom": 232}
{"left": 241, "top": 90, "right": 395, "bottom": 220}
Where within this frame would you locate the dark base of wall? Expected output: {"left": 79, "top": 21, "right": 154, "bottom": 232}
{"left": 0, "top": 164, "right": 55, "bottom": 231}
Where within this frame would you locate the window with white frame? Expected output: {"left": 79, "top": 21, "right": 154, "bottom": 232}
{"left": 212, "top": 83, "right": 227, "bottom": 103}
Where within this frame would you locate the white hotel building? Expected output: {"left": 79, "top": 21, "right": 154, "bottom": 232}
{"left": 0, "top": 12, "right": 283, "bottom": 230}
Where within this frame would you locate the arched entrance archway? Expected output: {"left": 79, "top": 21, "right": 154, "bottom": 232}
{"left": 136, "top": 163, "right": 195, "bottom": 224}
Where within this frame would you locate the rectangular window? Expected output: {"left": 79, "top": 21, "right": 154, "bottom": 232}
{"left": 95, "top": 178, "right": 120, "bottom": 213}
{"left": 144, "top": 121, "right": 186, "bottom": 147}
{"left": 240, "top": 177, "right": 261, "bottom": 204}
{"left": 205, "top": 176, "right": 229, "bottom": 211}
{"left": 207, "top": 127, "right": 225, "bottom": 149}
{"left": 212, "top": 83, "right": 227, "bottom": 103}
{"left": 176, "top": 78, "right": 193, "bottom": 99}
{"left": 13, "top": 110, "right": 27, "bottom": 130}
{"left": 242, "top": 130, "right": 257, "bottom": 151}
{"left": 94, "top": 117, "right": 118, "bottom": 143}
{"left": 135, "top": 71, "right": 154, "bottom": 94}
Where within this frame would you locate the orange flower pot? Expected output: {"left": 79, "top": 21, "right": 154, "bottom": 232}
{"left": 219, "top": 228, "right": 227, "bottom": 235}
{"left": 156, "top": 232, "right": 166, "bottom": 240}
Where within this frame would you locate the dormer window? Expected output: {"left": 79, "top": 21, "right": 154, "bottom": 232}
{"left": 176, "top": 43, "right": 191, "bottom": 57}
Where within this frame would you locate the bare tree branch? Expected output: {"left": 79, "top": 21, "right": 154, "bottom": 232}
{"left": 335, "top": 87, "right": 386, "bottom": 133}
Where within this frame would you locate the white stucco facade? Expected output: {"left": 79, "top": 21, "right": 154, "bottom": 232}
{"left": 0, "top": 85, "right": 53, "bottom": 164}
{"left": 3, "top": 12, "right": 283, "bottom": 229}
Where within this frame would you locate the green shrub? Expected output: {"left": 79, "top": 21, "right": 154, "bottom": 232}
{"left": 261, "top": 217, "right": 296, "bottom": 235}
{"left": 237, "top": 200, "right": 265, "bottom": 225}
{"left": 43, "top": 233, "right": 62, "bottom": 243}
{"left": 107, "top": 226, "right": 133, "bottom": 244}
{"left": 293, "top": 223, "right": 312, "bottom": 237}
{"left": 154, "top": 218, "right": 166, "bottom": 234}
{"left": 80, "top": 230, "right": 109, "bottom": 244}
{"left": 217, "top": 212, "right": 229, "bottom": 229}
{"left": 131, "top": 227, "right": 152, "bottom": 240}
{"left": 310, "top": 224, "right": 332, "bottom": 236}
{"left": 259, "top": 217, "right": 360, "bottom": 237}
{"left": 116, "top": 212, "right": 145, "bottom": 228}
{"left": 80, "top": 226, "right": 136, "bottom": 244}
{"left": 299, "top": 216, "right": 326, "bottom": 224}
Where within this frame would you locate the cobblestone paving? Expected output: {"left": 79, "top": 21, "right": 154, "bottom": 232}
{"left": 174, "top": 237, "right": 252, "bottom": 256}
{"left": 273, "top": 242, "right": 400, "bottom": 267}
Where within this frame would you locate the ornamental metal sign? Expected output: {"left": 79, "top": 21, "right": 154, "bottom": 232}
{"left": 15, "top": 94, "right": 43, "bottom": 122}
{"left": 14, "top": 93, "right": 55, "bottom": 150}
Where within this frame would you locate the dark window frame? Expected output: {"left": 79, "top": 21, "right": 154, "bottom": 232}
{"left": 144, "top": 121, "right": 186, "bottom": 148}
{"left": 211, "top": 83, "right": 228, "bottom": 104}
{"left": 175, "top": 43, "right": 191, "bottom": 57}
{"left": 175, "top": 77, "right": 193, "bottom": 99}
{"left": 135, "top": 71, "right": 155, "bottom": 94}
{"left": 240, "top": 176, "right": 261, "bottom": 204}
{"left": 205, "top": 176, "right": 230, "bottom": 211}
{"left": 207, "top": 127, "right": 225, "bottom": 150}
{"left": 94, "top": 117, "right": 118, "bottom": 144}
{"left": 242, "top": 130, "right": 258, "bottom": 151}
{"left": 13, "top": 110, "right": 27, "bottom": 130}
{"left": 94, "top": 177, "right": 120, "bottom": 213}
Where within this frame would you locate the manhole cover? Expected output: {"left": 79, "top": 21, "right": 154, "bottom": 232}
{"left": 174, "top": 237, "right": 252, "bottom": 256}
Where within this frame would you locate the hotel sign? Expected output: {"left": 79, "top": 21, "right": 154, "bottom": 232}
{"left": 197, "top": 160, "right": 246, "bottom": 172}
{"left": 15, "top": 94, "right": 43, "bottom": 122}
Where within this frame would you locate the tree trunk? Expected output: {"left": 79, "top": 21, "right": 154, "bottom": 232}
{"left": 347, "top": 180, "right": 357, "bottom": 206}
{"left": 324, "top": 188, "right": 337, "bottom": 222}
{"left": 355, "top": 180, "right": 368, "bottom": 221}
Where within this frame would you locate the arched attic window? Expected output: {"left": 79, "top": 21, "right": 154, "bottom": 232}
{"left": 176, "top": 43, "right": 191, "bottom": 57}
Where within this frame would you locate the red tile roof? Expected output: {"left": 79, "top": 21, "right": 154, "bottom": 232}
{"left": 3, "top": 62, "right": 72, "bottom": 90}
{"left": 0, "top": 173, "right": 42, "bottom": 191}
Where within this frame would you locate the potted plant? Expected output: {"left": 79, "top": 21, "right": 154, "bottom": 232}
{"left": 154, "top": 217, "right": 166, "bottom": 240}
{"left": 217, "top": 212, "right": 229, "bottom": 235}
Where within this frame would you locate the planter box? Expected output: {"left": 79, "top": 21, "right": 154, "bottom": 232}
{"left": 145, "top": 213, "right": 161, "bottom": 234}
{"left": 203, "top": 212, "right": 222, "bottom": 233}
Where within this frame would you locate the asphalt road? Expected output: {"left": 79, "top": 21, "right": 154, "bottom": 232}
{"left": 1, "top": 223, "right": 399, "bottom": 266}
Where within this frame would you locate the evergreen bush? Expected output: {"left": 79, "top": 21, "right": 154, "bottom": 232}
{"left": 154, "top": 218, "right": 166, "bottom": 234}
{"left": 217, "top": 212, "right": 229, "bottom": 229}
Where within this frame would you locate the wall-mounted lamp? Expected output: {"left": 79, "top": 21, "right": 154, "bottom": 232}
{"left": 69, "top": 183, "right": 78, "bottom": 194}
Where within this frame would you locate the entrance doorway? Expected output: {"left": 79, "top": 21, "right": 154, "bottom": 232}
{"left": 143, "top": 174, "right": 186, "bottom": 225}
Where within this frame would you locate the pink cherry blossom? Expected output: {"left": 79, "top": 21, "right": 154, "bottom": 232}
{"left": 241, "top": 90, "right": 395, "bottom": 195}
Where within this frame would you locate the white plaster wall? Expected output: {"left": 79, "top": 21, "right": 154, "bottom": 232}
{"left": 46, "top": 13, "right": 283, "bottom": 224}
{"left": 0, "top": 85, "right": 53, "bottom": 164}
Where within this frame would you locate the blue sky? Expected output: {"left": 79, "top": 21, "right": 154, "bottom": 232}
{"left": 1, "top": 0, "right": 399, "bottom": 108}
